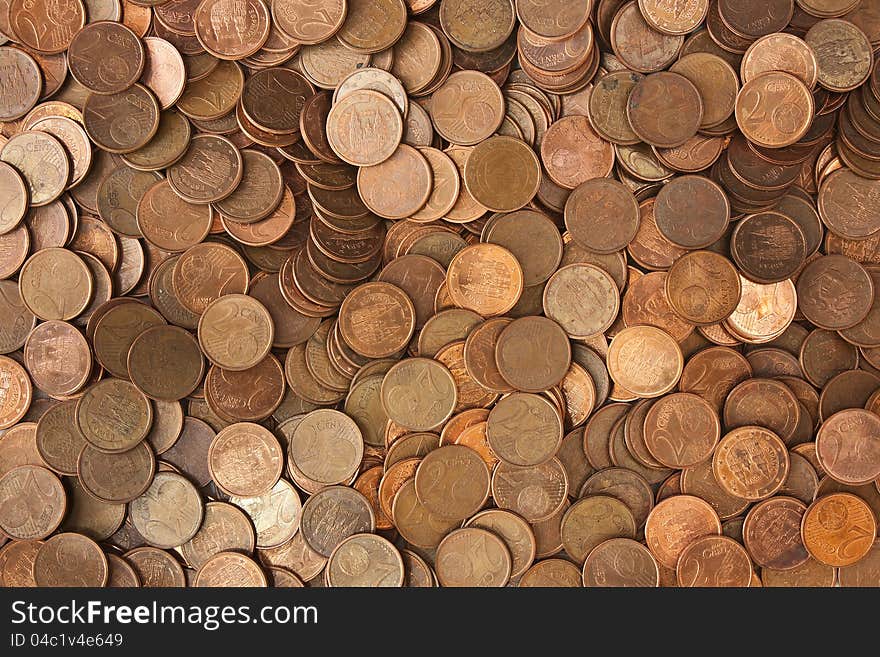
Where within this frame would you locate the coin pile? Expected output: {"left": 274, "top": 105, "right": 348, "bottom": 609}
{"left": 1, "top": 0, "right": 880, "bottom": 589}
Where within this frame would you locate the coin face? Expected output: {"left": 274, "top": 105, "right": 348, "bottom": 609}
{"left": 713, "top": 426, "right": 790, "bottom": 500}
{"left": 326, "top": 533, "right": 404, "bottom": 587}
{"left": 208, "top": 422, "right": 283, "bottom": 497}
{"left": 645, "top": 495, "right": 721, "bottom": 569}
{"left": 802, "top": 493, "right": 877, "bottom": 567}
{"left": 326, "top": 90, "right": 403, "bottom": 166}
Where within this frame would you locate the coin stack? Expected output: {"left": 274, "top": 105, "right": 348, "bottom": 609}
{"left": 0, "top": 0, "right": 879, "bottom": 589}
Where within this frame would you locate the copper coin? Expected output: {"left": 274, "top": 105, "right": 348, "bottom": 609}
{"left": 78, "top": 441, "right": 155, "bottom": 504}
{"left": 0, "top": 465, "right": 66, "bottom": 539}
{"left": 644, "top": 494, "right": 721, "bottom": 569}
{"left": 487, "top": 392, "right": 562, "bottom": 467}
{"left": 723, "top": 377, "right": 801, "bottom": 442}
{"left": 816, "top": 409, "right": 880, "bottom": 485}
{"left": 463, "top": 135, "right": 541, "bottom": 212}
{"left": 713, "top": 425, "right": 790, "bottom": 500}
{"left": 643, "top": 393, "right": 720, "bottom": 468}
{"left": 561, "top": 494, "right": 637, "bottom": 565}
{"left": 735, "top": 72, "right": 814, "bottom": 148}
{"left": 435, "top": 527, "right": 510, "bottom": 587}
{"left": 676, "top": 535, "right": 752, "bottom": 587}
{"left": 806, "top": 18, "right": 873, "bottom": 92}
{"left": 607, "top": 325, "right": 683, "bottom": 398}
{"left": 172, "top": 241, "right": 249, "bottom": 314}
{"left": 357, "top": 144, "right": 433, "bottom": 219}
{"left": 797, "top": 255, "right": 874, "bottom": 330}
{"left": 653, "top": 175, "right": 730, "bottom": 249}
{"left": 67, "top": 21, "right": 145, "bottom": 94}
{"left": 492, "top": 457, "right": 568, "bottom": 523}
{"left": 326, "top": 90, "right": 402, "bottom": 167}
{"left": 495, "top": 316, "right": 571, "bottom": 393}
{"left": 198, "top": 293, "right": 273, "bottom": 371}
{"left": 124, "top": 546, "right": 186, "bottom": 587}
{"left": 128, "top": 470, "right": 203, "bottom": 549}
{"left": 207, "top": 422, "right": 282, "bottom": 497}
{"left": 541, "top": 115, "right": 615, "bottom": 189}
{"left": 167, "top": 134, "right": 243, "bottom": 204}
{"left": 802, "top": 492, "right": 877, "bottom": 567}
{"left": 76, "top": 378, "right": 152, "bottom": 453}
{"left": 627, "top": 72, "right": 702, "bottom": 148}
{"left": 83, "top": 84, "right": 160, "bottom": 154}
{"left": 446, "top": 243, "right": 523, "bottom": 316}
{"left": 127, "top": 325, "right": 204, "bottom": 401}
{"left": 731, "top": 212, "right": 807, "bottom": 284}
{"left": 665, "top": 251, "right": 741, "bottom": 325}
{"left": 193, "top": 0, "right": 270, "bottom": 60}
{"left": 565, "top": 178, "right": 639, "bottom": 255}
{"left": 6, "top": 0, "right": 85, "bottom": 54}
{"left": 430, "top": 70, "right": 505, "bottom": 145}
{"left": 33, "top": 532, "right": 108, "bottom": 586}
{"left": 611, "top": 1, "right": 683, "bottom": 73}
{"left": 0, "top": 47, "right": 41, "bottom": 122}
{"left": 1, "top": 131, "right": 70, "bottom": 206}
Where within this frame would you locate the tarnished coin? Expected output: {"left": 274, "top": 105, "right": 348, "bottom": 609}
{"left": 816, "top": 409, "right": 880, "bottom": 485}
{"left": 33, "top": 532, "right": 108, "bottom": 587}
{"left": 435, "top": 527, "right": 511, "bottom": 587}
{"left": 1, "top": 131, "right": 69, "bottom": 206}
{"left": 128, "top": 470, "right": 203, "bottom": 549}
{"left": 68, "top": 21, "right": 145, "bottom": 94}
{"left": 643, "top": 393, "right": 720, "bottom": 469}
{"left": 565, "top": 178, "right": 639, "bottom": 255}
{"left": 208, "top": 422, "right": 283, "bottom": 497}
{"left": 0, "top": 465, "right": 66, "bottom": 539}
{"left": 198, "top": 294, "right": 273, "bottom": 371}
{"left": 607, "top": 326, "right": 683, "bottom": 398}
{"left": 743, "top": 496, "right": 810, "bottom": 570}
{"left": 194, "top": 551, "right": 267, "bottom": 587}
{"left": 495, "top": 316, "right": 571, "bottom": 392}
{"left": 300, "top": 485, "right": 375, "bottom": 557}
{"left": 128, "top": 325, "right": 204, "bottom": 401}
{"left": 77, "top": 378, "right": 152, "bottom": 454}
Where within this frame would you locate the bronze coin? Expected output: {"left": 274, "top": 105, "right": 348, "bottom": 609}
{"left": 565, "top": 178, "right": 639, "bottom": 255}
{"left": 607, "top": 325, "right": 683, "bottom": 398}
{"left": 724, "top": 377, "right": 801, "bottom": 443}
{"left": 802, "top": 255, "right": 873, "bottom": 330}
{"left": 83, "top": 84, "right": 160, "bottom": 154}
{"left": 67, "top": 21, "right": 145, "bottom": 94}
{"left": 33, "top": 532, "right": 108, "bottom": 586}
{"left": 1, "top": 131, "right": 70, "bottom": 206}
{"left": 495, "top": 316, "right": 571, "bottom": 393}
{"left": 627, "top": 72, "right": 702, "bottom": 148}
{"left": 446, "top": 243, "right": 523, "bottom": 317}
{"left": 665, "top": 251, "right": 741, "bottom": 325}
{"left": 128, "top": 325, "right": 204, "bottom": 401}
{"left": 644, "top": 392, "right": 721, "bottom": 468}
{"left": 541, "top": 115, "right": 615, "bottom": 188}
{"left": 653, "top": 175, "right": 730, "bottom": 249}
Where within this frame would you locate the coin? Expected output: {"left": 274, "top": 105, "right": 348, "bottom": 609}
{"left": 208, "top": 422, "right": 283, "bottom": 497}
{"left": 0, "top": 465, "right": 66, "bottom": 539}
{"left": 194, "top": 551, "right": 267, "bottom": 587}
{"left": 644, "top": 495, "right": 721, "bottom": 569}
{"left": 68, "top": 21, "right": 145, "bottom": 94}
{"left": 627, "top": 72, "right": 702, "bottom": 148}
{"left": 802, "top": 492, "right": 876, "bottom": 567}
{"left": 495, "top": 316, "right": 571, "bottom": 392}
{"left": 434, "top": 527, "right": 512, "bottom": 587}
{"left": 464, "top": 135, "right": 541, "bottom": 212}
{"left": 430, "top": 70, "right": 505, "bottom": 145}
{"left": 565, "top": 178, "right": 639, "bottom": 254}
{"left": 127, "top": 325, "right": 204, "bottom": 401}
{"left": 677, "top": 535, "right": 752, "bottom": 587}
{"left": 816, "top": 409, "right": 880, "bottom": 485}
{"left": 446, "top": 243, "right": 523, "bottom": 316}
{"left": 713, "top": 426, "right": 790, "bottom": 500}
{"left": 33, "top": 532, "right": 108, "bottom": 586}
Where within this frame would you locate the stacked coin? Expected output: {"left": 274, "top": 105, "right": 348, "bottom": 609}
{"left": 1, "top": 0, "right": 880, "bottom": 589}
